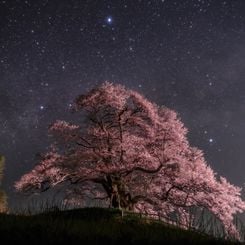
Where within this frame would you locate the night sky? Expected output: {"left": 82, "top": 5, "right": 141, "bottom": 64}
{"left": 1, "top": 0, "right": 245, "bottom": 207}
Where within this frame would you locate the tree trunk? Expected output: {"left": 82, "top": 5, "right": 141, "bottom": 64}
{"left": 104, "top": 175, "right": 134, "bottom": 211}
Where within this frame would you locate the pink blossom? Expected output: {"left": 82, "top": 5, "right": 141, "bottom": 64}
{"left": 15, "top": 82, "right": 245, "bottom": 239}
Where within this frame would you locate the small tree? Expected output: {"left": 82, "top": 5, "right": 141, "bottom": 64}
{"left": 0, "top": 155, "right": 7, "bottom": 212}
{"left": 15, "top": 82, "right": 245, "bottom": 238}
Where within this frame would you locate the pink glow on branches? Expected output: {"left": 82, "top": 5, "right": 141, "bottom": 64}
{"left": 15, "top": 82, "right": 245, "bottom": 239}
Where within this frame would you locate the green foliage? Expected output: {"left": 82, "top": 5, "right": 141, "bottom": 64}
{"left": 0, "top": 190, "right": 7, "bottom": 212}
{"left": 0, "top": 208, "right": 240, "bottom": 245}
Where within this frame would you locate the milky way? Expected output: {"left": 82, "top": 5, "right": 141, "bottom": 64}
{"left": 1, "top": 0, "right": 245, "bottom": 206}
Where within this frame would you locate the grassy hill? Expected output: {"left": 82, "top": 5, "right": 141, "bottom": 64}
{"left": 0, "top": 207, "right": 241, "bottom": 245}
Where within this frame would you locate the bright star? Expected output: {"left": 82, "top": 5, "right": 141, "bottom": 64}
{"left": 106, "top": 16, "right": 112, "bottom": 24}
{"left": 40, "top": 105, "right": 44, "bottom": 110}
{"left": 209, "top": 138, "right": 214, "bottom": 143}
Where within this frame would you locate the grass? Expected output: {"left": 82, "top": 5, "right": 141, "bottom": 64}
{"left": 0, "top": 207, "right": 241, "bottom": 245}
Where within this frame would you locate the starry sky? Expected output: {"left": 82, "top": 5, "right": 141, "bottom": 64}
{"left": 1, "top": 0, "right": 245, "bottom": 207}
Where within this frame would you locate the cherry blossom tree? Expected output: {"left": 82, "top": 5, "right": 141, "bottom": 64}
{"left": 15, "top": 82, "right": 245, "bottom": 238}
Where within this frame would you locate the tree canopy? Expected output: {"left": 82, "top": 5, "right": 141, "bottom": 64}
{"left": 15, "top": 82, "right": 245, "bottom": 239}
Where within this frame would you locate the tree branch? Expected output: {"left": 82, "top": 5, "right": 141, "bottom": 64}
{"left": 132, "top": 195, "right": 157, "bottom": 206}
{"left": 122, "top": 163, "right": 164, "bottom": 177}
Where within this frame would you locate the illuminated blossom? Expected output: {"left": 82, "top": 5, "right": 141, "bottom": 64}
{"left": 15, "top": 82, "right": 245, "bottom": 239}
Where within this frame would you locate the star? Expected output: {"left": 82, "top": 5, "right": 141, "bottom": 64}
{"left": 1, "top": 0, "right": 244, "bottom": 214}
{"left": 106, "top": 16, "right": 112, "bottom": 24}
{"left": 129, "top": 46, "right": 134, "bottom": 52}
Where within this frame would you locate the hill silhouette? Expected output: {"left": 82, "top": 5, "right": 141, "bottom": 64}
{"left": 0, "top": 207, "right": 240, "bottom": 245}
